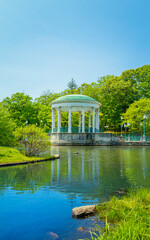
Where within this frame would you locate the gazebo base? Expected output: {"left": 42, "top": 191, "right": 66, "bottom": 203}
{"left": 50, "top": 133, "right": 122, "bottom": 146}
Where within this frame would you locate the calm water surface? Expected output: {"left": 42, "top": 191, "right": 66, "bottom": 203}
{"left": 0, "top": 146, "right": 150, "bottom": 240}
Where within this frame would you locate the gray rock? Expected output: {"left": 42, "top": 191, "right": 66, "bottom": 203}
{"left": 72, "top": 205, "right": 96, "bottom": 218}
{"left": 47, "top": 232, "right": 58, "bottom": 240}
{"left": 116, "top": 189, "right": 128, "bottom": 195}
{"left": 77, "top": 227, "right": 86, "bottom": 231}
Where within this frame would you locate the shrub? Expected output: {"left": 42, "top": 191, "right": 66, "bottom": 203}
{"left": 14, "top": 125, "right": 50, "bottom": 156}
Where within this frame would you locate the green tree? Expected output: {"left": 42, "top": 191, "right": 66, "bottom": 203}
{"left": 67, "top": 78, "right": 77, "bottom": 93}
{"left": 135, "top": 65, "right": 150, "bottom": 98}
{"left": 35, "top": 90, "right": 61, "bottom": 105}
{"left": 1, "top": 64, "right": 149, "bottom": 134}
{"left": 35, "top": 90, "right": 79, "bottom": 129}
{"left": 123, "top": 98, "right": 150, "bottom": 134}
{"left": 77, "top": 82, "right": 101, "bottom": 101}
{"left": 120, "top": 65, "right": 150, "bottom": 98}
{"left": 14, "top": 125, "right": 50, "bottom": 156}
{"left": 35, "top": 91, "right": 62, "bottom": 130}
{"left": 97, "top": 75, "right": 139, "bottom": 130}
{"left": 2, "top": 92, "right": 38, "bottom": 126}
{"left": 0, "top": 104, "right": 16, "bottom": 146}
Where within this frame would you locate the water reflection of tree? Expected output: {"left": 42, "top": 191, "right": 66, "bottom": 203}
{"left": 123, "top": 147, "right": 150, "bottom": 186}
{"left": 0, "top": 147, "right": 149, "bottom": 200}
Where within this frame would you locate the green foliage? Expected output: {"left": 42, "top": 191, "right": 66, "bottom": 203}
{"left": 35, "top": 90, "right": 64, "bottom": 130}
{"left": 120, "top": 65, "right": 150, "bottom": 98}
{"left": 1, "top": 64, "right": 150, "bottom": 134}
{"left": 135, "top": 65, "right": 150, "bottom": 98}
{"left": 61, "top": 88, "right": 78, "bottom": 95}
{"left": 67, "top": 78, "right": 78, "bottom": 92}
{"left": 123, "top": 98, "right": 150, "bottom": 134}
{"left": 14, "top": 125, "right": 50, "bottom": 156}
{"left": 97, "top": 75, "right": 138, "bottom": 130}
{"left": 0, "top": 104, "right": 16, "bottom": 146}
{"left": 77, "top": 82, "right": 101, "bottom": 101}
{"left": 33, "top": 64, "right": 150, "bottom": 132}
{"left": 35, "top": 90, "right": 61, "bottom": 105}
{"left": 2, "top": 92, "right": 38, "bottom": 126}
{"left": 90, "top": 188, "right": 150, "bottom": 240}
{"left": 35, "top": 89, "right": 80, "bottom": 129}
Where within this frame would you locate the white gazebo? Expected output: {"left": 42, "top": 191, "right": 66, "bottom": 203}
{"left": 50, "top": 94, "right": 101, "bottom": 133}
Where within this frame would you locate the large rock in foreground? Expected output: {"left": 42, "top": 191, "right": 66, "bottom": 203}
{"left": 72, "top": 205, "right": 96, "bottom": 218}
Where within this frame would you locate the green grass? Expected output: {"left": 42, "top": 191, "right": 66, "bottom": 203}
{"left": 89, "top": 188, "right": 150, "bottom": 240}
{"left": 0, "top": 146, "right": 53, "bottom": 164}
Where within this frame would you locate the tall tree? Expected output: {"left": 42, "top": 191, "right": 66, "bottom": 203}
{"left": 97, "top": 75, "right": 139, "bottom": 130}
{"left": 1, "top": 64, "right": 149, "bottom": 134}
{"left": 67, "top": 78, "right": 77, "bottom": 93}
{"left": 2, "top": 92, "right": 38, "bottom": 126}
{"left": 123, "top": 98, "right": 150, "bottom": 134}
{"left": 77, "top": 82, "right": 101, "bottom": 101}
{"left": 135, "top": 65, "right": 150, "bottom": 98}
{"left": 120, "top": 65, "right": 150, "bottom": 99}
{"left": 35, "top": 91, "right": 62, "bottom": 130}
{"left": 0, "top": 104, "right": 16, "bottom": 146}
{"left": 35, "top": 90, "right": 61, "bottom": 105}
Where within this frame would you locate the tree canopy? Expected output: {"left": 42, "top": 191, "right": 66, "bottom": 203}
{"left": 67, "top": 78, "right": 78, "bottom": 93}
{"left": 0, "top": 64, "right": 150, "bottom": 136}
{"left": 2, "top": 92, "right": 37, "bottom": 126}
{"left": 0, "top": 104, "right": 16, "bottom": 146}
{"left": 123, "top": 98, "right": 150, "bottom": 134}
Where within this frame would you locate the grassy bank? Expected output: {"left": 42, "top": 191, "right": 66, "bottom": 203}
{"left": 0, "top": 146, "right": 54, "bottom": 164}
{"left": 90, "top": 188, "right": 150, "bottom": 240}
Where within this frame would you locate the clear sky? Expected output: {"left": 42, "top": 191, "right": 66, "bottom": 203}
{"left": 0, "top": 0, "right": 149, "bottom": 100}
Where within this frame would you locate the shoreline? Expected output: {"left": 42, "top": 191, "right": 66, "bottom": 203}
{"left": 75, "top": 188, "right": 150, "bottom": 239}
{"left": 0, "top": 154, "right": 60, "bottom": 168}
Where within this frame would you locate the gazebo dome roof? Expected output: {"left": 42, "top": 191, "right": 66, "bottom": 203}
{"left": 51, "top": 94, "right": 100, "bottom": 105}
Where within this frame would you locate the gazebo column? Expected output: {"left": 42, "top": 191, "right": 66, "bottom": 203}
{"left": 79, "top": 111, "right": 81, "bottom": 133}
{"left": 82, "top": 107, "right": 85, "bottom": 133}
{"left": 58, "top": 107, "right": 61, "bottom": 133}
{"left": 96, "top": 109, "right": 99, "bottom": 132}
{"left": 68, "top": 106, "right": 72, "bottom": 133}
{"left": 88, "top": 111, "right": 91, "bottom": 133}
{"left": 60, "top": 111, "right": 62, "bottom": 129}
{"left": 52, "top": 108, "right": 55, "bottom": 133}
{"left": 92, "top": 108, "right": 95, "bottom": 133}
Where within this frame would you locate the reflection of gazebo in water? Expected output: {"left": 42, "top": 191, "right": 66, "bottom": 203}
{"left": 50, "top": 95, "right": 101, "bottom": 133}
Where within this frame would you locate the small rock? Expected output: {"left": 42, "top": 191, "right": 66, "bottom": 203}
{"left": 116, "top": 190, "right": 127, "bottom": 195}
{"left": 75, "top": 152, "right": 79, "bottom": 154}
{"left": 77, "top": 227, "right": 85, "bottom": 231}
{"left": 72, "top": 205, "right": 96, "bottom": 218}
{"left": 47, "top": 232, "right": 58, "bottom": 240}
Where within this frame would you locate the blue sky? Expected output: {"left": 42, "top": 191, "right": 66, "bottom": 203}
{"left": 0, "top": 0, "right": 149, "bottom": 100}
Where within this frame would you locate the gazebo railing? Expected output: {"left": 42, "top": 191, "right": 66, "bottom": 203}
{"left": 60, "top": 127, "right": 68, "bottom": 133}
{"left": 49, "top": 127, "right": 104, "bottom": 133}
{"left": 72, "top": 127, "right": 82, "bottom": 133}
{"left": 121, "top": 134, "right": 150, "bottom": 142}
{"left": 146, "top": 136, "right": 150, "bottom": 141}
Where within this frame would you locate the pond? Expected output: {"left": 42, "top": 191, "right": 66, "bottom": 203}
{"left": 0, "top": 146, "right": 150, "bottom": 240}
